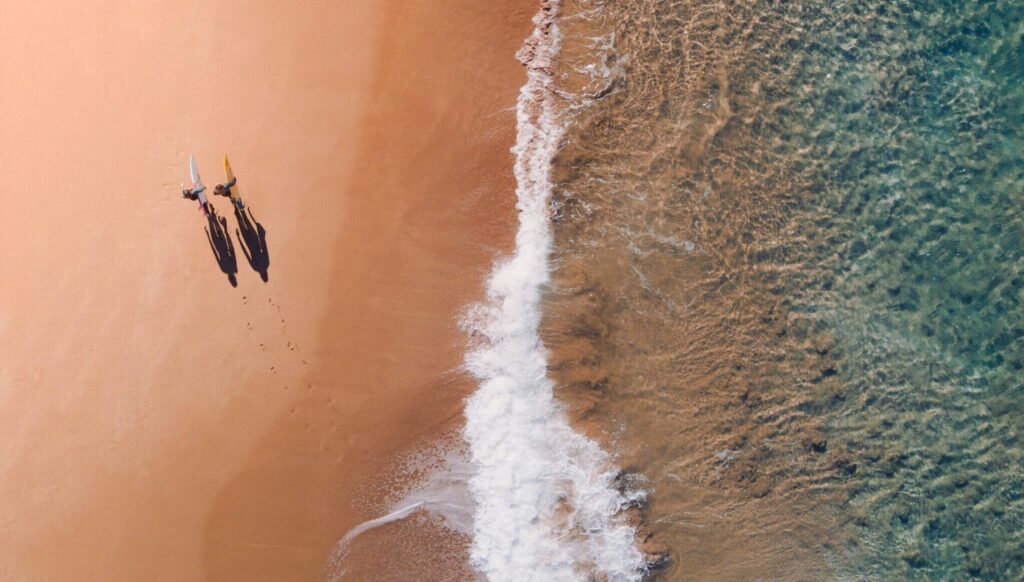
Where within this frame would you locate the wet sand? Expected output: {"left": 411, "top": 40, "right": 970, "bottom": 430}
{"left": 0, "top": 1, "right": 533, "bottom": 580}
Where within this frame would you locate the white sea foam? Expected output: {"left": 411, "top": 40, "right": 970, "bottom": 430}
{"left": 331, "top": 3, "right": 644, "bottom": 579}
{"left": 461, "top": 1, "right": 646, "bottom": 580}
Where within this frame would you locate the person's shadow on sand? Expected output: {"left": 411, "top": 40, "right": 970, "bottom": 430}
{"left": 206, "top": 211, "right": 238, "bottom": 287}
{"left": 234, "top": 206, "right": 269, "bottom": 282}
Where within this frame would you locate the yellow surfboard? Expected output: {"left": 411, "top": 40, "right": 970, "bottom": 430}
{"left": 223, "top": 154, "right": 244, "bottom": 209}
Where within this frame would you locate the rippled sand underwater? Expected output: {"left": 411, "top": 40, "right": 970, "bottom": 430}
{"left": 544, "top": 0, "right": 1023, "bottom": 579}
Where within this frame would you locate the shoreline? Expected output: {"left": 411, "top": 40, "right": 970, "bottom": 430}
{"left": 460, "top": 2, "right": 651, "bottom": 579}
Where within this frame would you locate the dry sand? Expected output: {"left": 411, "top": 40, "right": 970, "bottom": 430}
{"left": 0, "top": 0, "right": 534, "bottom": 579}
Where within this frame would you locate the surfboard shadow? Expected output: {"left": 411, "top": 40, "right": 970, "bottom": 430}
{"left": 234, "top": 206, "right": 270, "bottom": 282}
{"left": 206, "top": 211, "right": 238, "bottom": 287}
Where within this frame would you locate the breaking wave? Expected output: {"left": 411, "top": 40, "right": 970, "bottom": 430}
{"left": 460, "top": 1, "right": 645, "bottom": 580}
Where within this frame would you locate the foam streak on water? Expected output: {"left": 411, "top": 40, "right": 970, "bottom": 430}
{"left": 461, "top": 2, "right": 644, "bottom": 580}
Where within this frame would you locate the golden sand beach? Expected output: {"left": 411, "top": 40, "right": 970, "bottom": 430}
{"left": 0, "top": 1, "right": 533, "bottom": 579}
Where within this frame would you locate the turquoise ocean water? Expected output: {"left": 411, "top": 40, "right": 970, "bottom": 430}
{"left": 548, "top": 0, "right": 1023, "bottom": 578}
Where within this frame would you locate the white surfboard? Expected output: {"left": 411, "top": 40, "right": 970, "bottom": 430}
{"left": 189, "top": 154, "right": 209, "bottom": 206}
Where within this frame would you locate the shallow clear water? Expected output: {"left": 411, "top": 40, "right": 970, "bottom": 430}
{"left": 546, "top": 0, "right": 1024, "bottom": 579}
{"left": 788, "top": 1, "right": 1024, "bottom": 578}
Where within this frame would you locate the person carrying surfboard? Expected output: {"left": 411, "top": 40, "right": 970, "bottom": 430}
{"left": 181, "top": 154, "right": 213, "bottom": 217}
{"left": 213, "top": 154, "right": 245, "bottom": 210}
